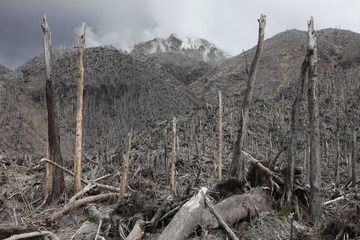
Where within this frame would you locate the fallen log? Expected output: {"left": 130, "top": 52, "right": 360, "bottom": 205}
{"left": 322, "top": 193, "right": 360, "bottom": 207}
{"left": 3, "top": 230, "right": 59, "bottom": 240}
{"left": 0, "top": 225, "right": 37, "bottom": 239}
{"left": 242, "top": 151, "right": 284, "bottom": 186}
{"left": 46, "top": 193, "right": 118, "bottom": 224}
{"left": 126, "top": 219, "right": 145, "bottom": 240}
{"left": 201, "top": 192, "right": 239, "bottom": 240}
{"left": 201, "top": 192, "right": 268, "bottom": 229}
{"left": 40, "top": 158, "right": 120, "bottom": 192}
{"left": 157, "top": 187, "right": 208, "bottom": 240}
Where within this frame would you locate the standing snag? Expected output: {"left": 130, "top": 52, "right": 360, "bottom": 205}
{"left": 120, "top": 129, "right": 132, "bottom": 195}
{"left": 286, "top": 55, "right": 309, "bottom": 202}
{"left": 41, "top": 15, "right": 65, "bottom": 203}
{"left": 307, "top": 17, "right": 321, "bottom": 222}
{"left": 230, "top": 14, "right": 266, "bottom": 179}
{"left": 170, "top": 116, "right": 177, "bottom": 195}
{"left": 218, "top": 90, "right": 223, "bottom": 180}
{"left": 351, "top": 130, "right": 357, "bottom": 187}
{"left": 74, "top": 22, "right": 86, "bottom": 193}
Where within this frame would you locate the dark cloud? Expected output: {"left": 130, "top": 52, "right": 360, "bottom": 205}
{"left": 0, "top": 0, "right": 359, "bottom": 68}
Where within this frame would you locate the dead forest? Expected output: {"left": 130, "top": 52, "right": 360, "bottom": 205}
{"left": 0, "top": 14, "right": 360, "bottom": 240}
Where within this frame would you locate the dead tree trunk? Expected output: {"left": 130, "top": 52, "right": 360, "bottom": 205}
{"left": 352, "top": 130, "right": 357, "bottom": 187}
{"left": 158, "top": 187, "right": 208, "bottom": 240}
{"left": 74, "top": 22, "right": 86, "bottom": 193}
{"left": 170, "top": 117, "right": 177, "bottom": 195}
{"left": 335, "top": 124, "right": 340, "bottom": 188}
{"left": 307, "top": 17, "right": 321, "bottom": 222}
{"left": 41, "top": 15, "right": 65, "bottom": 203}
{"left": 230, "top": 14, "right": 266, "bottom": 179}
{"left": 286, "top": 56, "right": 309, "bottom": 202}
{"left": 218, "top": 90, "right": 223, "bottom": 180}
{"left": 120, "top": 129, "right": 132, "bottom": 195}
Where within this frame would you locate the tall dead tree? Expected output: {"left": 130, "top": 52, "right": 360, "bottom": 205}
{"left": 74, "top": 22, "right": 86, "bottom": 193}
{"left": 170, "top": 117, "right": 177, "bottom": 195}
{"left": 335, "top": 119, "right": 340, "bottom": 188}
{"left": 229, "top": 14, "right": 266, "bottom": 179}
{"left": 286, "top": 55, "right": 309, "bottom": 202}
{"left": 307, "top": 17, "right": 321, "bottom": 222}
{"left": 120, "top": 129, "right": 132, "bottom": 195}
{"left": 41, "top": 15, "right": 65, "bottom": 202}
{"left": 352, "top": 130, "right": 357, "bottom": 187}
{"left": 218, "top": 91, "right": 223, "bottom": 180}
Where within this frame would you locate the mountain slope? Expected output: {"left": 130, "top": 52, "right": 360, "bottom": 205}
{"left": 191, "top": 28, "right": 360, "bottom": 103}
{"left": 131, "top": 34, "right": 228, "bottom": 85}
{"left": 0, "top": 46, "right": 198, "bottom": 158}
{"left": 0, "top": 64, "right": 11, "bottom": 75}
{"left": 131, "top": 33, "right": 228, "bottom": 64}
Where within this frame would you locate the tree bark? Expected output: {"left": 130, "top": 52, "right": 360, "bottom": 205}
{"left": 218, "top": 90, "right": 223, "bottom": 180}
{"left": 74, "top": 22, "right": 86, "bottom": 192}
{"left": 120, "top": 129, "right": 132, "bottom": 195}
{"left": 352, "top": 130, "right": 357, "bottom": 187}
{"left": 201, "top": 193, "right": 268, "bottom": 229}
{"left": 202, "top": 192, "right": 239, "bottom": 240}
{"left": 41, "top": 15, "right": 65, "bottom": 203}
{"left": 286, "top": 56, "right": 309, "bottom": 202}
{"left": 230, "top": 14, "right": 266, "bottom": 179}
{"left": 307, "top": 17, "right": 321, "bottom": 223}
{"left": 170, "top": 117, "right": 177, "bottom": 194}
{"left": 157, "top": 187, "right": 208, "bottom": 240}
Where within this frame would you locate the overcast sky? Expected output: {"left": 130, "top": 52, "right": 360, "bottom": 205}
{"left": 0, "top": 0, "right": 359, "bottom": 68}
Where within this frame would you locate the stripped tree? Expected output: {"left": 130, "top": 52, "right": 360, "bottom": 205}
{"left": 286, "top": 54, "right": 309, "bottom": 202}
{"left": 307, "top": 17, "right": 321, "bottom": 222}
{"left": 120, "top": 129, "right": 132, "bottom": 195}
{"left": 229, "top": 14, "right": 266, "bottom": 179}
{"left": 41, "top": 15, "right": 65, "bottom": 202}
{"left": 74, "top": 22, "right": 86, "bottom": 192}
{"left": 218, "top": 90, "right": 223, "bottom": 180}
{"left": 170, "top": 117, "right": 177, "bottom": 195}
{"left": 351, "top": 129, "right": 357, "bottom": 187}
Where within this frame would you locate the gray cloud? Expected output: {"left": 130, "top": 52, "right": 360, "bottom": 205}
{"left": 1, "top": 0, "right": 359, "bottom": 68}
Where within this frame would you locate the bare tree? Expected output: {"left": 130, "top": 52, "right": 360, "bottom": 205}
{"left": 352, "top": 129, "right": 357, "bottom": 187}
{"left": 41, "top": 15, "right": 65, "bottom": 202}
{"left": 335, "top": 118, "right": 340, "bottom": 188}
{"left": 120, "top": 129, "right": 132, "bottom": 195}
{"left": 170, "top": 117, "right": 177, "bottom": 194}
{"left": 286, "top": 55, "right": 309, "bottom": 202}
{"left": 307, "top": 17, "right": 321, "bottom": 222}
{"left": 218, "top": 91, "right": 223, "bottom": 180}
{"left": 74, "top": 22, "right": 86, "bottom": 192}
{"left": 229, "top": 14, "right": 266, "bottom": 179}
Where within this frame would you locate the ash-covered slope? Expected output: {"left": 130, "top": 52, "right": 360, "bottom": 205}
{"left": 132, "top": 33, "right": 227, "bottom": 65}
{"left": 0, "top": 64, "right": 11, "bottom": 75}
{"left": 191, "top": 28, "right": 360, "bottom": 103}
{"left": 131, "top": 34, "right": 228, "bottom": 85}
{"left": 0, "top": 46, "right": 198, "bottom": 158}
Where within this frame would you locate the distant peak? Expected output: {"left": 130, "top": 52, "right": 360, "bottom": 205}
{"left": 131, "top": 34, "right": 228, "bottom": 64}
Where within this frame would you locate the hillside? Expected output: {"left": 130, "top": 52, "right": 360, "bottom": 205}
{"left": 0, "top": 28, "right": 359, "bottom": 240}
{"left": 131, "top": 34, "right": 228, "bottom": 85}
{"left": 0, "top": 46, "right": 198, "bottom": 159}
{"left": 0, "top": 64, "right": 11, "bottom": 75}
{"left": 191, "top": 28, "right": 360, "bottom": 103}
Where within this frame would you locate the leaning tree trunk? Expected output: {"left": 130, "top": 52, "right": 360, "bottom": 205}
{"left": 229, "top": 14, "right": 266, "bottom": 179}
{"left": 74, "top": 22, "right": 86, "bottom": 193}
{"left": 307, "top": 17, "right": 321, "bottom": 223}
{"left": 41, "top": 15, "right": 65, "bottom": 203}
{"left": 286, "top": 56, "right": 309, "bottom": 202}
